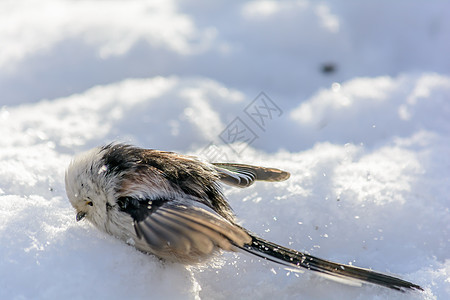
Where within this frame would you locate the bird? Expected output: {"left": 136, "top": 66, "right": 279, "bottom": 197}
{"left": 65, "top": 143, "right": 422, "bottom": 292}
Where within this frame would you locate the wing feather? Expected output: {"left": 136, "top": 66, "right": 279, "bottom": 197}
{"left": 213, "top": 163, "right": 290, "bottom": 188}
{"left": 124, "top": 197, "right": 250, "bottom": 258}
{"left": 146, "top": 214, "right": 192, "bottom": 254}
{"left": 152, "top": 212, "right": 214, "bottom": 254}
{"left": 158, "top": 207, "right": 233, "bottom": 250}
{"left": 160, "top": 205, "right": 250, "bottom": 247}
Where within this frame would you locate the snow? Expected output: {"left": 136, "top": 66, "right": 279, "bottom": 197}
{"left": 0, "top": 0, "right": 449, "bottom": 299}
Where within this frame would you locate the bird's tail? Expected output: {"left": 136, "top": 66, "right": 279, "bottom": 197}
{"left": 237, "top": 233, "right": 423, "bottom": 292}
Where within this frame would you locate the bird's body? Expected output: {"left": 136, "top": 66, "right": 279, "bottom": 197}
{"left": 65, "top": 143, "right": 422, "bottom": 292}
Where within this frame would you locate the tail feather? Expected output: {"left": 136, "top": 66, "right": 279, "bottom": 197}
{"left": 238, "top": 234, "right": 423, "bottom": 292}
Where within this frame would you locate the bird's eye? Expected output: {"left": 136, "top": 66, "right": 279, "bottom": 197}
{"left": 87, "top": 201, "right": 93, "bottom": 206}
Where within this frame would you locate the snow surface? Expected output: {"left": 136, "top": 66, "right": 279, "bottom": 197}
{"left": 0, "top": 1, "right": 449, "bottom": 299}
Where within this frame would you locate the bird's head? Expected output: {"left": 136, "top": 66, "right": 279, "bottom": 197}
{"left": 65, "top": 147, "right": 117, "bottom": 229}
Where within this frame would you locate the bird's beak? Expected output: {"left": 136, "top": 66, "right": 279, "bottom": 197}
{"left": 76, "top": 211, "right": 86, "bottom": 222}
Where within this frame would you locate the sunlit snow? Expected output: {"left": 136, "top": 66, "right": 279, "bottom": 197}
{"left": 1, "top": 1, "right": 449, "bottom": 299}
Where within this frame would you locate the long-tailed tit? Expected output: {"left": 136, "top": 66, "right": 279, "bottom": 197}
{"left": 65, "top": 143, "right": 422, "bottom": 292}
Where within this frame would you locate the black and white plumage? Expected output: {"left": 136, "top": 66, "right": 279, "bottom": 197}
{"left": 65, "top": 143, "right": 422, "bottom": 292}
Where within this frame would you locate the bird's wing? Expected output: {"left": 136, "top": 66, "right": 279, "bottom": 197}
{"left": 117, "top": 196, "right": 251, "bottom": 260}
{"left": 212, "top": 163, "right": 290, "bottom": 188}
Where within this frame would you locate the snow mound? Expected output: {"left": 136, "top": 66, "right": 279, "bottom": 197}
{"left": 1, "top": 0, "right": 449, "bottom": 298}
{"left": 1, "top": 74, "right": 449, "bottom": 299}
